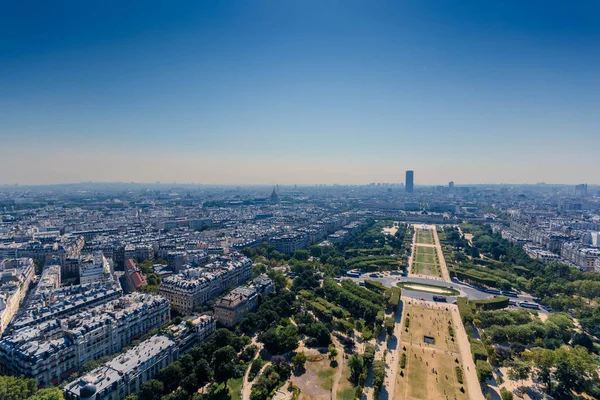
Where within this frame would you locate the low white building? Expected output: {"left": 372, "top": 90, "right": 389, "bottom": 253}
{"left": 80, "top": 251, "right": 113, "bottom": 284}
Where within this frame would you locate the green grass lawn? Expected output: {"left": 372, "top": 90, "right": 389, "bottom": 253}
{"left": 416, "top": 229, "right": 435, "bottom": 245}
{"left": 414, "top": 248, "right": 438, "bottom": 264}
{"left": 228, "top": 377, "right": 243, "bottom": 400}
{"left": 337, "top": 361, "right": 355, "bottom": 400}
{"left": 411, "top": 262, "right": 441, "bottom": 277}
{"left": 318, "top": 368, "right": 336, "bottom": 391}
{"left": 412, "top": 246, "right": 441, "bottom": 277}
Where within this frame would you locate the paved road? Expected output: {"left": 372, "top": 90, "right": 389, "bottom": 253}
{"left": 345, "top": 273, "right": 546, "bottom": 315}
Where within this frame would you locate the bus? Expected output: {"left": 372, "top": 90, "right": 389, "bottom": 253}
{"left": 346, "top": 271, "right": 361, "bottom": 278}
{"left": 519, "top": 302, "right": 540, "bottom": 310}
{"left": 501, "top": 290, "right": 519, "bottom": 298}
{"left": 485, "top": 288, "right": 502, "bottom": 295}
{"left": 433, "top": 295, "right": 447, "bottom": 302}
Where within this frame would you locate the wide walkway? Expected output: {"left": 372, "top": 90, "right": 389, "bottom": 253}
{"left": 449, "top": 304, "right": 485, "bottom": 400}
{"left": 431, "top": 226, "right": 451, "bottom": 282}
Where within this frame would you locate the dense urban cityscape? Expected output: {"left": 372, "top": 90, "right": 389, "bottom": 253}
{"left": 2, "top": 2, "right": 599, "bottom": 400}
{"left": 0, "top": 178, "right": 598, "bottom": 400}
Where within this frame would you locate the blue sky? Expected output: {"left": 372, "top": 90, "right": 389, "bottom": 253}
{"left": 1, "top": 1, "right": 599, "bottom": 185}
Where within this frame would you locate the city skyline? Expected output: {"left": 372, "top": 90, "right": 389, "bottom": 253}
{"left": 1, "top": 1, "right": 599, "bottom": 185}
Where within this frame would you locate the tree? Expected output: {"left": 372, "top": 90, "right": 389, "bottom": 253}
{"left": 552, "top": 346, "right": 598, "bottom": 398}
{"left": 0, "top": 375, "right": 37, "bottom": 400}
{"left": 292, "top": 352, "right": 307, "bottom": 371}
{"left": 262, "top": 325, "right": 299, "bottom": 354}
{"left": 500, "top": 388, "right": 513, "bottom": 400}
{"left": 309, "top": 246, "right": 322, "bottom": 258}
{"left": 157, "top": 361, "right": 183, "bottom": 393}
{"left": 525, "top": 348, "right": 555, "bottom": 391}
{"left": 293, "top": 250, "right": 310, "bottom": 261}
{"left": 307, "top": 322, "right": 331, "bottom": 346}
{"left": 348, "top": 354, "right": 365, "bottom": 384}
{"left": 267, "top": 269, "right": 287, "bottom": 291}
{"left": 195, "top": 358, "right": 212, "bottom": 386}
{"left": 213, "top": 345, "right": 237, "bottom": 383}
{"left": 507, "top": 360, "right": 530, "bottom": 385}
{"left": 181, "top": 374, "right": 199, "bottom": 394}
{"left": 138, "top": 379, "right": 164, "bottom": 400}
{"left": 384, "top": 316, "right": 395, "bottom": 335}
{"left": 328, "top": 344, "right": 338, "bottom": 362}
{"left": 27, "top": 387, "right": 64, "bottom": 400}
{"left": 161, "top": 389, "right": 189, "bottom": 400}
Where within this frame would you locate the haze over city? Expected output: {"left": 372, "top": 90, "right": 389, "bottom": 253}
{"left": 1, "top": 1, "right": 599, "bottom": 185}
{"left": 2, "top": 3, "right": 600, "bottom": 399}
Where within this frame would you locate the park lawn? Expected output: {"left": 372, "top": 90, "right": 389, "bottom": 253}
{"left": 228, "top": 377, "right": 243, "bottom": 400}
{"left": 411, "top": 262, "right": 442, "bottom": 278}
{"left": 318, "top": 368, "right": 336, "bottom": 391}
{"left": 293, "top": 351, "right": 335, "bottom": 400}
{"left": 395, "top": 302, "right": 467, "bottom": 400}
{"left": 406, "top": 347, "right": 429, "bottom": 398}
{"left": 416, "top": 229, "right": 435, "bottom": 245}
{"left": 414, "top": 250, "right": 438, "bottom": 264}
{"left": 336, "top": 360, "right": 355, "bottom": 400}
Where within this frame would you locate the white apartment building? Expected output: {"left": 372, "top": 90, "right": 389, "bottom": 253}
{"left": 0, "top": 258, "right": 35, "bottom": 337}
{"left": 561, "top": 241, "right": 600, "bottom": 271}
{"left": 523, "top": 244, "right": 561, "bottom": 263}
{"left": 159, "top": 254, "right": 252, "bottom": 314}
{"left": 64, "top": 316, "right": 216, "bottom": 400}
{"left": 80, "top": 251, "right": 113, "bottom": 284}
{"left": 0, "top": 293, "right": 169, "bottom": 387}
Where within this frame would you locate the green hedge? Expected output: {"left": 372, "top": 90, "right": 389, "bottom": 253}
{"left": 384, "top": 317, "right": 395, "bottom": 334}
{"left": 470, "top": 339, "right": 488, "bottom": 362}
{"left": 385, "top": 287, "right": 401, "bottom": 308}
{"left": 341, "top": 280, "right": 385, "bottom": 305}
{"left": 455, "top": 366, "right": 463, "bottom": 384}
{"left": 364, "top": 280, "right": 387, "bottom": 293}
{"left": 455, "top": 270, "right": 498, "bottom": 287}
{"left": 471, "top": 296, "right": 509, "bottom": 310}
{"left": 456, "top": 297, "right": 474, "bottom": 324}
{"left": 376, "top": 310, "right": 385, "bottom": 326}
{"left": 475, "top": 360, "right": 493, "bottom": 383}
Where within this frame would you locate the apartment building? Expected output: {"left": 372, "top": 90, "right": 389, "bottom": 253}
{"left": 124, "top": 244, "right": 154, "bottom": 263}
{"left": 63, "top": 316, "right": 215, "bottom": 400}
{"left": 13, "top": 281, "right": 123, "bottom": 330}
{"left": 124, "top": 259, "right": 147, "bottom": 292}
{"left": 80, "top": 252, "right": 114, "bottom": 285}
{"left": 0, "top": 293, "right": 169, "bottom": 387}
{"left": 523, "top": 244, "right": 561, "bottom": 263}
{"left": 214, "top": 275, "right": 274, "bottom": 327}
{"left": 159, "top": 254, "right": 252, "bottom": 314}
{"left": 561, "top": 241, "right": 600, "bottom": 271}
{"left": 0, "top": 258, "right": 35, "bottom": 337}
{"left": 269, "top": 233, "right": 308, "bottom": 254}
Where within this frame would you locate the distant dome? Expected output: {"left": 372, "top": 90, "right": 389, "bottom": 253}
{"left": 80, "top": 383, "right": 97, "bottom": 397}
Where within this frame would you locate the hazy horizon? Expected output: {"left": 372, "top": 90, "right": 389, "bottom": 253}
{"left": 2, "top": 1, "right": 599, "bottom": 185}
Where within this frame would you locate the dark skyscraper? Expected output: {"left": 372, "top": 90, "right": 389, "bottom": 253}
{"left": 405, "top": 170, "right": 414, "bottom": 193}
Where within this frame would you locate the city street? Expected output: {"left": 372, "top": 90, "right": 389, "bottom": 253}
{"left": 346, "top": 273, "right": 546, "bottom": 314}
